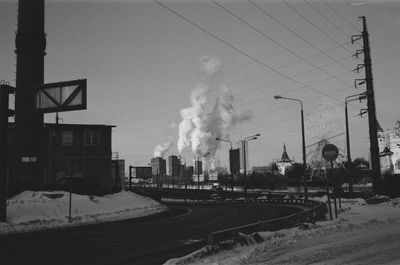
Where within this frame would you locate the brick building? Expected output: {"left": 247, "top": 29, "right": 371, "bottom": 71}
{"left": 8, "top": 123, "right": 115, "bottom": 195}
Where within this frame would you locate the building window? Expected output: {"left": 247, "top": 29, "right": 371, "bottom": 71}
{"left": 85, "top": 131, "right": 100, "bottom": 146}
{"left": 61, "top": 131, "right": 73, "bottom": 146}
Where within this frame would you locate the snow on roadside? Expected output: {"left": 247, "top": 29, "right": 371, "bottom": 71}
{"left": 0, "top": 190, "right": 168, "bottom": 234}
{"left": 165, "top": 196, "right": 400, "bottom": 265}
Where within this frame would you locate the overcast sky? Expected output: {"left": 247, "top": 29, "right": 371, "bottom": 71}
{"left": 1, "top": 0, "right": 400, "bottom": 170}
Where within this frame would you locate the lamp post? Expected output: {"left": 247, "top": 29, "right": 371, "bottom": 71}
{"left": 345, "top": 92, "right": 367, "bottom": 197}
{"left": 216, "top": 137, "right": 233, "bottom": 191}
{"left": 216, "top": 137, "right": 232, "bottom": 150}
{"left": 241, "top": 133, "right": 260, "bottom": 194}
{"left": 274, "top": 95, "right": 308, "bottom": 199}
{"left": 197, "top": 152, "right": 210, "bottom": 190}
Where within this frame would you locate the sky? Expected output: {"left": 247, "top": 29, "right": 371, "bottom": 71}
{"left": 1, "top": 0, "right": 400, "bottom": 171}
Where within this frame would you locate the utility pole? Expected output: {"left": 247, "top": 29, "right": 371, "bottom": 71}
{"left": 0, "top": 83, "right": 15, "bottom": 222}
{"left": 352, "top": 16, "right": 381, "bottom": 194}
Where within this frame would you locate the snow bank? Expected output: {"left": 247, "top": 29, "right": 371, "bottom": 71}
{"left": 1, "top": 190, "right": 168, "bottom": 234}
{"left": 166, "top": 196, "right": 400, "bottom": 265}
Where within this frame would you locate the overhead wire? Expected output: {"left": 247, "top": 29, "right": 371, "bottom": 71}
{"left": 228, "top": 40, "right": 353, "bottom": 88}
{"left": 249, "top": 0, "right": 355, "bottom": 66}
{"left": 109, "top": 0, "right": 361, "bottom": 133}
{"left": 304, "top": 0, "right": 356, "bottom": 40}
{"left": 70, "top": 0, "right": 358, "bottom": 127}
{"left": 121, "top": 0, "right": 365, "bottom": 156}
{"left": 212, "top": 0, "right": 354, "bottom": 92}
{"left": 69, "top": 45, "right": 355, "bottom": 124}
{"left": 153, "top": 0, "right": 351, "bottom": 104}
{"left": 321, "top": 0, "right": 361, "bottom": 32}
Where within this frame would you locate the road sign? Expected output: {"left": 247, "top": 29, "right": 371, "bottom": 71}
{"left": 35, "top": 79, "right": 87, "bottom": 113}
{"left": 322, "top": 143, "right": 339, "bottom": 162}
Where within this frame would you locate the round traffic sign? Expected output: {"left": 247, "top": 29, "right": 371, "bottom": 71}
{"left": 322, "top": 144, "right": 339, "bottom": 162}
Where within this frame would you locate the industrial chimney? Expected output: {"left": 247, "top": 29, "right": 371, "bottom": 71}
{"left": 14, "top": 0, "right": 46, "bottom": 186}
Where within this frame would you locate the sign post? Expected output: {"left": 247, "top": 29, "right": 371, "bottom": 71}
{"left": 322, "top": 144, "right": 339, "bottom": 219}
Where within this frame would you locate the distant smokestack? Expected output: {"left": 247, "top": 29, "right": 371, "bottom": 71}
{"left": 14, "top": 0, "right": 46, "bottom": 182}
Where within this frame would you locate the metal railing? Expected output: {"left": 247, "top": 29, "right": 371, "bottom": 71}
{"left": 165, "top": 197, "right": 326, "bottom": 245}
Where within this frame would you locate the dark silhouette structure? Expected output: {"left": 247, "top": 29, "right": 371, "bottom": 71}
{"left": 14, "top": 0, "right": 46, "bottom": 187}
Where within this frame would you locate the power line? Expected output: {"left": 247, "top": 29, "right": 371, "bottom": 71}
{"left": 249, "top": 0, "right": 354, "bottom": 69}
{"left": 228, "top": 41, "right": 353, "bottom": 88}
{"left": 321, "top": 0, "right": 361, "bottom": 32}
{"left": 153, "top": 0, "right": 348, "bottom": 104}
{"left": 71, "top": 47, "right": 354, "bottom": 124}
{"left": 277, "top": 0, "right": 356, "bottom": 72}
{"left": 234, "top": 54, "right": 354, "bottom": 97}
{"left": 213, "top": 0, "right": 353, "bottom": 92}
{"left": 304, "top": 0, "right": 354, "bottom": 40}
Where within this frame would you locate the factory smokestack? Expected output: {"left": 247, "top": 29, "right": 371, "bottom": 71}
{"left": 14, "top": 0, "right": 46, "bottom": 185}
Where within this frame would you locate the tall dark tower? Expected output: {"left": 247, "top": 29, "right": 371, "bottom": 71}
{"left": 14, "top": 0, "right": 46, "bottom": 187}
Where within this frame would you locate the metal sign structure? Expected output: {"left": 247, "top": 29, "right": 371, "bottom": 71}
{"left": 35, "top": 79, "right": 87, "bottom": 113}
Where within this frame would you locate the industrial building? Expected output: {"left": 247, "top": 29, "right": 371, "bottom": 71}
{"left": 167, "top": 155, "right": 180, "bottom": 177}
{"left": 7, "top": 123, "right": 116, "bottom": 195}
{"left": 151, "top": 157, "right": 166, "bottom": 185}
{"left": 4, "top": 0, "right": 117, "bottom": 196}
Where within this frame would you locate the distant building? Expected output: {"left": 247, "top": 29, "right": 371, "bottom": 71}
{"left": 186, "top": 166, "right": 194, "bottom": 181}
{"left": 229, "top": 149, "right": 240, "bottom": 175}
{"left": 276, "top": 144, "right": 293, "bottom": 175}
{"left": 194, "top": 160, "right": 203, "bottom": 175}
{"left": 111, "top": 157, "right": 125, "bottom": 191}
{"left": 151, "top": 157, "right": 166, "bottom": 186}
{"left": 252, "top": 166, "right": 270, "bottom": 174}
{"left": 8, "top": 123, "right": 115, "bottom": 195}
{"left": 378, "top": 120, "right": 400, "bottom": 174}
{"left": 239, "top": 141, "right": 249, "bottom": 173}
{"left": 193, "top": 160, "right": 204, "bottom": 182}
{"left": 151, "top": 157, "right": 166, "bottom": 176}
{"left": 168, "top": 155, "right": 180, "bottom": 177}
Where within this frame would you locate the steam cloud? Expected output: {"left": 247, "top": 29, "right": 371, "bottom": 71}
{"left": 177, "top": 56, "right": 252, "bottom": 169}
{"left": 153, "top": 142, "right": 171, "bottom": 158}
{"left": 153, "top": 122, "right": 176, "bottom": 158}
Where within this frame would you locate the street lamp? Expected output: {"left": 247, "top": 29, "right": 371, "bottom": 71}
{"left": 242, "top": 133, "right": 260, "bottom": 194}
{"left": 216, "top": 137, "right": 233, "bottom": 150}
{"left": 345, "top": 92, "right": 367, "bottom": 197}
{"left": 197, "top": 152, "right": 210, "bottom": 190}
{"left": 274, "top": 95, "right": 308, "bottom": 199}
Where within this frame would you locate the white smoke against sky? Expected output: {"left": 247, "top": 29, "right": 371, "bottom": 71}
{"left": 153, "top": 142, "right": 171, "bottom": 158}
{"left": 153, "top": 122, "right": 177, "bottom": 158}
{"left": 177, "top": 56, "right": 252, "bottom": 167}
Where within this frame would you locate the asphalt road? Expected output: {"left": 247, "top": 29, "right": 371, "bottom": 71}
{"left": 0, "top": 203, "right": 301, "bottom": 265}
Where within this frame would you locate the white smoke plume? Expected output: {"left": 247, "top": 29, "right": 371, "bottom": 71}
{"left": 153, "top": 122, "right": 177, "bottom": 158}
{"left": 153, "top": 142, "right": 171, "bottom": 158}
{"left": 177, "top": 56, "right": 252, "bottom": 165}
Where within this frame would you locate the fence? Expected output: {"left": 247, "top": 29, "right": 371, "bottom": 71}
{"left": 165, "top": 197, "right": 326, "bottom": 245}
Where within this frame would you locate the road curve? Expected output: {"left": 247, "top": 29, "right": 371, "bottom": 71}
{"left": 0, "top": 203, "right": 301, "bottom": 265}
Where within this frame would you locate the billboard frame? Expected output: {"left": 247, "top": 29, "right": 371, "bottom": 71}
{"left": 35, "top": 79, "right": 87, "bottom": 113}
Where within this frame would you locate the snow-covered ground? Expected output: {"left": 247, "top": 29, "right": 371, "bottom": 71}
{"left": 166, "top": 196, "right": 400, "bottom": 265}
{"left": 0, "top": 190, "right": 167, "bottom": 234}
